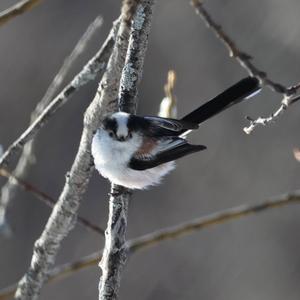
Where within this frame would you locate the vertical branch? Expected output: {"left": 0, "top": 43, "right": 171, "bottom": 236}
{"left": 99, "top": 1, "right": 155, "bottom": 299}
{"left": 98, "top": 185, "right": 131, "bottom": 300}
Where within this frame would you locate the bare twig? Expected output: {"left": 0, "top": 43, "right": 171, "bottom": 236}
{"left": 98, "top": 1, "right": 155, "bottom": 299}
{"left": 13, "top": 18, "right": 123, "bottom": 300}
{"left": 243, "top": 88, "right": 300, "bottom": 134}
{"left": 0, "top": 168, "right": 104, "bottom": 236}
{"left": 0, "top": 0, "right": 41, "bottom": 27}
{"left": 0, "top": 16, "right": 103, "bottom": 236}
{"left": 2, "top": 190, "right": 299, "bottom": 300}
{"left": 0, "top": 18, "right": 119, "bottom": 170}
{"left": 191, "top": 0, "right": 300, "bottom": 133}
{"left": 158, "top": 70, "right": 177, "bottom": 118}
{"left": 191, "top": 0, "right": 287, "bottom": 94}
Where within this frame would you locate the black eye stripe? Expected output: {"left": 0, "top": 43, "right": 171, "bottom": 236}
{"left": 103, "top": 117, "right": 117, "bottom": 134}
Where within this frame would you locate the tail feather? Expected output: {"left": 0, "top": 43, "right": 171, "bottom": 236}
{"left": 181, "top": 77, "right": 260, "bottom": 125}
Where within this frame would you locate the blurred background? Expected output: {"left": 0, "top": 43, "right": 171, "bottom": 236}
{"left": 0, "top": 0, "right": 300, "bottom": 299}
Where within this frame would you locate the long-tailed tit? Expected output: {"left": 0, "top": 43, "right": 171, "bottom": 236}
{"left": 92, "top": 77, "right": 261, "bottom": 189}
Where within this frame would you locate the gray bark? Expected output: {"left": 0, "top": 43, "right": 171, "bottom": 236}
{"left": 98, "top": 1, "right": 155, "bottom": 299}
{"left": 13, "top": 18, "right": 124, "bottom": 300}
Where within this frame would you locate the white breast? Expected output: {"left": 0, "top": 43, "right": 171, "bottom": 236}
{"left": 91, "top": 129, "right": 175, "bottom": 189}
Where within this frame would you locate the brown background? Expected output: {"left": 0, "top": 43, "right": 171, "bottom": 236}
{"left": 1, "top": 0, "right": 300, "bottom": 299}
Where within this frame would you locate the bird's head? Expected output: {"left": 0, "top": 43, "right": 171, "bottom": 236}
{"left": 102, "top": 112, "right": 133, "bottom": 142}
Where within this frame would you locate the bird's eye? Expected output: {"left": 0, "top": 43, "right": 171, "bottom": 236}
{"left": 108, "top": 131, "right": 114, "bottom": 138}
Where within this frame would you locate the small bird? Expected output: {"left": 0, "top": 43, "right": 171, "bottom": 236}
{"left": 92, "top": 77, "right": 261, "bottom": 189}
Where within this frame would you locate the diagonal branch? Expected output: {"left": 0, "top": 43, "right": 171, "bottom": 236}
{"left": 0, "top": 0, "right": 41, "bottom": 27}
{"left": 98, "top": 1, "right": 156, "bottom": 299}
{"left": 2, "top": 189, "right": 299, "bottom": 300}
{"left": 12, "top": 17, "right": 124, "bottom": 300}
{"left": 191, "top": 0, "right": 287, "bottom": 94}
{"left": 0, "top": 16, "right": 103, "bottom": 236}
{"left": 0, "top": 168, "right": 104, "bottom": 236}
{"left": 191, "top": 0, "right": 300, "bottom": 133}
{"left": 0, "top": 18, "right": 119, "bottom": 170}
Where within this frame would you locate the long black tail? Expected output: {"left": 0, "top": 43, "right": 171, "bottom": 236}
{"left": 181, "top": 77, "right": 260, "bottom": 125}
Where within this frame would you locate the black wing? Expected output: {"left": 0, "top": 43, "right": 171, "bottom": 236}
{"left": 129, "top": 137, "right": 206, "bottom": 171}
{"left": 142, "top": 116, "right": 199, "bottom": 137}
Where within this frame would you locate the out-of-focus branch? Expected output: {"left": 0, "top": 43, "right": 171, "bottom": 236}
{"left": 158, "top": 70, "right": 177, "bottom": 118}
{"left": 2, "top": 189, "right": 299, "bottom": 300}
{"left": 128, "top": 191, "right": 300, "bottom": 252}
{"left": 99, "top": 1, "right": 155, "bottom": 299}
{"left": 13, "top": 17, "right": 123, "bottom": 300}
{"left": 0, "top": 251, "right": 102, "bottom": 300}
{"left": 191, "top": 0, "right": 300, "bottom": 133}
{"left": 0, "top": 0, "right": 41, "bottom": 27}
{"left": 0, "top": 168, "right": 104, "bottom": 236}
{"left": 0, "top": 18, "right": 119, "bottom": 170}
{"left": 0, "top": 16, "right": 103, "bottom": 236}
{"left": 293, "top": 147, "right": 300, "bottom": 162}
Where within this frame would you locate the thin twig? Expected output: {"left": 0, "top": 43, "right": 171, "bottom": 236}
{"left": 0, "top": 0, "right": 41, "bottom": 27}
{"left": 191, "top": 0, "right": 287, "bottom": 94}
{"left": 2, "top": 190, "right": 299, "bottom": 300}
{"left": 13, "top": 18, "right": 122, "bottom": 300}
{"left": 191, "top": 0, "right": 300, "bottom": 133}
{"left": 243, "top": 88, "right": 300, "bottom": 134}
{"left": 0, "top": 16, "right": 103, "bottom": 236}
{"left": 0, "top": 18, "right": 119, "bottom": 170}
{"left": 0, "top": 169, "right": 104, "bottom": 236}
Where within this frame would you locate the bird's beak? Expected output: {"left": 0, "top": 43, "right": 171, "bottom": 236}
{"left": 117, "top": 136, "right": 126, "bottom": 142}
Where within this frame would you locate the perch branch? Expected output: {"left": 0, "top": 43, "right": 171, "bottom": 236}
{"left": 0, "top": 0, "right": 41, "bottom": 27}
{"left": 12, "top": 16, "right": 124, "bottom": 300}
{"left": 0, "top": 18, "right": 120, "bottom": 170}
{"left": 2, "top": 189, "right": 299, "bottom": 300}
{"left": 0, "top": 168, "right": 104, "bottom": 236}
{"left": 191, "top": 0, "right": 300, "bottom": 133}
{"left": 0, "top": 16, "right": 103, "bottom": 236}
{"left": 98, "top": 1, "right": 155, "bottom": 299}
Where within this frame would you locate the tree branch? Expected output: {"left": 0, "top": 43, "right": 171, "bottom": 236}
{"left": 98, "top": 1, "right": 155, "bottom": 299}
{"left": 191, "top": 0, "right": 300, "bottom": 133}
{"left": 12, "top": 17, "right": 124, "bottom": 300}
{"left": 2, "top": 189, "right": 299, "bottom": 300}
{"left": 0, "top": 0, "right": 41, "bottom": 27}
{"left": 0, "top": 168, "right": 104, "bottom": 236}
{"left": 243, "top": 87, "right": 300, "bottom": 134}
{"left": 0, "top": 18, "right": 119, "bottom": 170}
{"left": 0, "top": 16, "right": 103, "bottom": 236}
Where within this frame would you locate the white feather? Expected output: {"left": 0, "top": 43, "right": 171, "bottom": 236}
{"left": 114, "top": 112, "right": 129, "bottom": 137}
{"left": 92, "top": 128, "right": 175, "bottom": 189}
